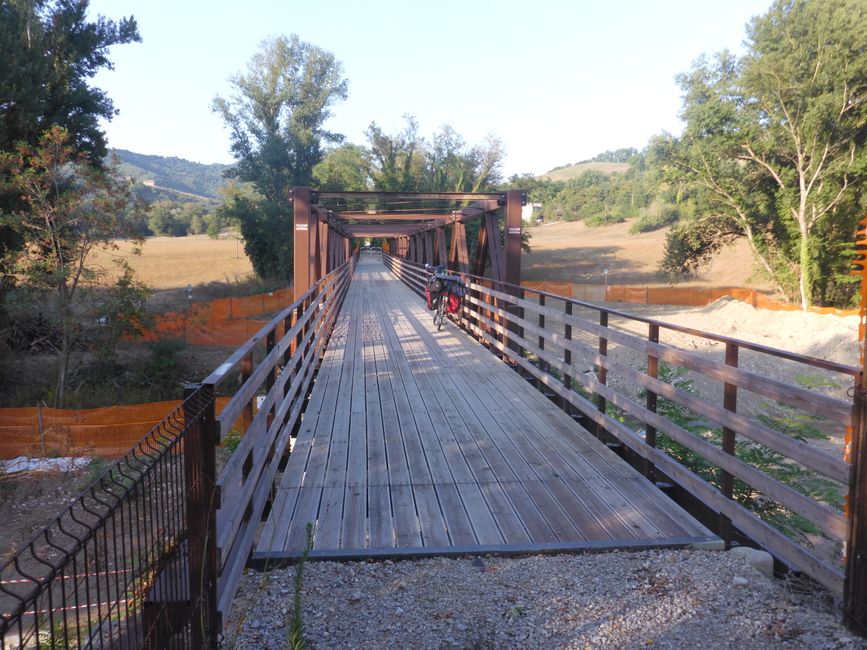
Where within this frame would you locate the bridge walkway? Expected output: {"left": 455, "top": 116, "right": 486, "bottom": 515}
{"left": 254, "top": 256, "right": 719, "bottom": 560}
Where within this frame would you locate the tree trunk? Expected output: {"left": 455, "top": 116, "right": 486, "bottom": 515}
{"left": 54, "top": 292, "right": 71, "bottom": 408}
{"left": 798, "top": 222, "right": 811, "bottom": 310}
{"left": 55, "top": 329, "right": 70, "bottom": 408}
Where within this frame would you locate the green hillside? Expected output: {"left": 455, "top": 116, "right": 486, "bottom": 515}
{"left": 539, "top": 161, "right": 630, "bottom": 182}
{"left": 108, "top": 149, "right": 234, "bottom": 200}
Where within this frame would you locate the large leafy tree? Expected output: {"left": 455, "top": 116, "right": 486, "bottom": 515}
{"left": 423, "top": 125, "right": 504, "bottom": 192}
{"left": 659, "top": 0, "right": 867, "bottom": 308}
{"left": 0, "top": 0, "right": 140, "bottom": 165}
{"left": 313, "top": 144, "right": 371, "bottom": 191}
{"left": 365, "top": 115, "right": 424, "bottom": 192}
{"left": 212, "top": 35, "right": 348, "bottom": 280}
{"left": 1, "top": 0, "right": 139, "bottom": 303}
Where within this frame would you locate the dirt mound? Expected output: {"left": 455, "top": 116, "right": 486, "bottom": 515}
{"left": 656, "top": 297, "right": 860, "bottom": 367}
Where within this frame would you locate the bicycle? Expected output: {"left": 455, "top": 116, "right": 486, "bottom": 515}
{"left": 425, "top": 263, "right": 465, "bottom": 331}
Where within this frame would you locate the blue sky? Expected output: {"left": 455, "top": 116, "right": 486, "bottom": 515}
{"left": 86, "top": 0, "right": 773, "bottom": 177}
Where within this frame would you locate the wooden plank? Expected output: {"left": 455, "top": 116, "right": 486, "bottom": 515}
{"left": 368, "top": 485, "right": 394, "bottom": 548}
{"left": 412, "top": 311, "right": 656, "bottom": 543}
{"left": 380, "top": 293, "right": 520, "bottom": 546}
{"left": 436, "top": 300, "right": 708, "bottom": 542}
{"left": 342, "top": 286, "right": 369, "bottom": 548}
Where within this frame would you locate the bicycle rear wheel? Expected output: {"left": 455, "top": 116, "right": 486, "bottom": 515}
{"left": 434, "top": 298, "right": 446, "bottom": 330}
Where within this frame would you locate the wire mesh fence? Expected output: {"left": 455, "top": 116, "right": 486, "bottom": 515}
{"left": 0, "top": 388, "right": 217, "bottom": 649}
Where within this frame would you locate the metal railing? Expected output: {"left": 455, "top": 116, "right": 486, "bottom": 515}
{"left": 205, "top": 254, "right": 356, "bottom": 625}
{"left": 0, "top": 254, "right": 358, "bottom": 649}
{"left": 383, "top": 252, "right": 862, "bottom": 620}
{"left": 0, "top": 388, "right": 217, "bottom": 649}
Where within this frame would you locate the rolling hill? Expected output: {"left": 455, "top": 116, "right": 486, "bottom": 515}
{"left": 539, "top": 161, "right": 630, "bottom": 182}
{"left": 108, "top": 149, "right": 234, "bottom": 200}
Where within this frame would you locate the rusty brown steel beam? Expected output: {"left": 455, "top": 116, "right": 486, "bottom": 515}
{"left": 340, "top": 226, "right": 425, "bottom": 237}
{"left": 292, "top": 187, "right": 313, "bottom": 295}
{"left": 453, "top": 199, "right": 501, "bottom": 221}
{"left": 333, "top": 212, "right": 453, "bottom": 222}
{"left": 318, "top": 191, "right": 505, "bottom": 202}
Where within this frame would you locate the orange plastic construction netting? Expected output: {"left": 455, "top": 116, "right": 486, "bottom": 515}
{"left": 143, "top": 287, "right": 294, "bottom": 347}
{"left": 605, "top": 284, "right": 857, "bottom": 315}
{"left": 0, "top": 398, "right": 233, "bottom": 459}
{"left": 520, "top": 281, "right": 573, "bottom": 298}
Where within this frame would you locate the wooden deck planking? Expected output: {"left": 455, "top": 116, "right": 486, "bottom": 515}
{"left": 254, "top": 257, "right": 720, "bottom": 559}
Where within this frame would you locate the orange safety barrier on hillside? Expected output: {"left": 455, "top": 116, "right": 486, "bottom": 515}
{"left": 0, "top": 398, "right": 233, "bottom": 460}
{"left": 605, "top": 284, "right": 858, "bottom": 316}
{"left": 142, "top": 287, "right": 294, "bottom": 347}
{"left": 521, "top": 281, "right": 573, "bottom": 298}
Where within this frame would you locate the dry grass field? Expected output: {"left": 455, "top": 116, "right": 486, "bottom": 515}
{"left": 539, "top": 161, "right": 630, "bottom": 182}
{"left": 92, "top": 223, "right": 774, "bottom": 296}
{"left": 523, "top": 219, "right": 776, "bottom": 290}
{"left": 91, "top": 235, "right": 255, "bottom": 290}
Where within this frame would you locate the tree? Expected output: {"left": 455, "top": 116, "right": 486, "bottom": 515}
{"left": 423, "top": 126, "right": 504, "bottom": 192}
{"left": 660, "top": 0, "right": 867, "bottom": 308}
{"left": 313, "top": 144, "right": 371, "bottom": 191}
{"left": 0, "top": 127, "right": 142, "bottom": 406}
{"left": 212, "top": 35, "right": 348, "bottom": 281}
{"left": 0, "top": 0, "right": 140, "bottom": 165}
{"left": 365, "top": 116, "right": 424, "bottom": 192}
{"left": 1, "top": 0, "right": 140, "bottom": 305}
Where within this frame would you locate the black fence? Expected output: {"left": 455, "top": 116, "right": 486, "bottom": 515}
{"left": 0, "top": 388, "right": 218, "bottom": 649}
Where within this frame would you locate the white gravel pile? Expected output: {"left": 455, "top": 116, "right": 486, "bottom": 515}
{"left": 222, "top": 549, "right": 861, "bottom": 649}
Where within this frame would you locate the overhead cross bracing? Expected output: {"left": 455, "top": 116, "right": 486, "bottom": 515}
{"left": 291, "top": 187, "right": 526, "bottom": 297}
{"left": 315, "top": 191, "right": 503, "bottom": 239}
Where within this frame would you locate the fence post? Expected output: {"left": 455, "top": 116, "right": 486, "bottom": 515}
{"left": 595, "top": 310, "right": 609, "bottom": 434}
{"left": 845, "top": 215, "right": 867, "bottom": 633}
{"left": 537, "top": 294, "right": 546, "bottom": 381}
{"left": 720, "top": 343, "right": 739, "bottom": 548}
{"left": 183, "top": 383, "right": 219, "bottom": 648}
{"left": 644, "top": 323, "right": 659, "bottom": 479}
{"left": 36, "top": 403, "right": 45, "bottom": 456}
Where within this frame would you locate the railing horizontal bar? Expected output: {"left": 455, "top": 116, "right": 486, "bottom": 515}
{"left": 204, "top": 264, "right": 346, "bottom": 387}
{"left": 466, "top": 293, "right": 851, "bottom": 485}
{"left": 216, "top": 290, "right": 325, "bottom": 441}
{"left": 508, "top": 295, "right": 854, "bottom": 425}
{"left": 498, "top": 314, "right": 850, "bottom": 540}
{"left": 469, "top": 276, "right": 859, "bottom": 377}
{"left": 463, "top": 312, "right": 844, "bottom": 594}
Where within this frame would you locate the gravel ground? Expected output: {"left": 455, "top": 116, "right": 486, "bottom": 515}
{"left": 222, "top": 549, "right": 861, "bottom": 649}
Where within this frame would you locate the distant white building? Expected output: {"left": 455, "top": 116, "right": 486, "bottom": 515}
{"left": 522, "top": 202, "right": 542, "bottom": 223}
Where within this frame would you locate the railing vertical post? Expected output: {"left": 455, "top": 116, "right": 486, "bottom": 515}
{"left": 183, "top": 384, "right": 218, "bottom": 649}
{"left": 645, "top": 323, "right": 659, "bottom": 479}
{"left": 845, "top": 216, "right": 867, "bottom": 632}
{"left": 847, "top": 376, "right": 867, "bottom": 633}
{"left": 720, "top": 342, "right": 739, "bottom": 547}
{"left": 563, "top": 301, "right": 573, "bottom": 395}
{"left": 265, "top": 329, "right": 276, "bottom": 430}
{"left": 537, "top": 293, "right": 546, "bottom": 388}
{"left": 596, "top": 310, "right": 609, "bottom": 432}
{"left": 241, "top": 350, "right": 253, "bottom": 432}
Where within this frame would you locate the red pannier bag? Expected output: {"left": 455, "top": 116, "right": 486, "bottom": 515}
{"left": 447, "top": 293, "right": 461, "bottom": 314}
